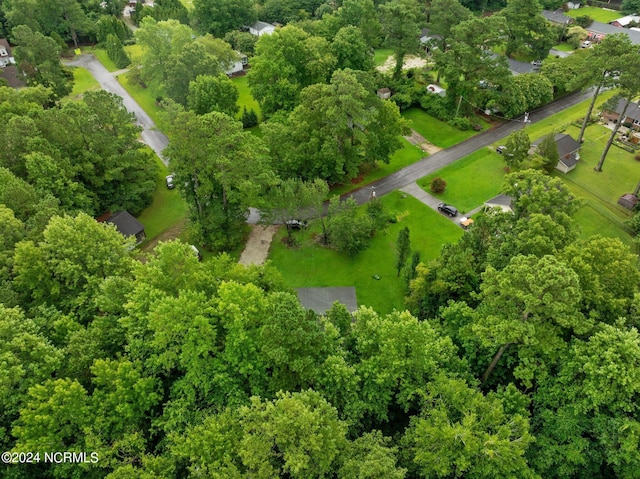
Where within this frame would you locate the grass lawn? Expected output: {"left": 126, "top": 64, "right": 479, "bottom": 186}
{"left": 136, "top": 155, "right": 188, "bottom": 242}
{"left": 374, "top": 48, "right": 394, "bottom": 66}
{"left": 552, "top": 43, "right": 575, "bottom": 52}
{"left": 65, "top": 66, "right": 100, "bottom": 101}
{"left": 118, "top": 73, "right": 171, "bottom": 134}
{"left": 573, "top": 204, "right": 633, "bottom": 246}
{"left": 418, "top": 148, "right": 505, "bottom": 213}
{"left": 330, "top": 138, "right": 425, "bottom": 196}
{"left": 402, "top": 107, "right": 489, "bottom": 148}
{"left": 232, "top": 75, "right": 261, "bottom": 121}
{"left": 79, "top": 46, "right": 120, "bottom": 72}
{"left": 268, "top": 191, "right": 464, "bottom": 314}
{"left": 565, "top": 6, "right": 621, "bottom": 23}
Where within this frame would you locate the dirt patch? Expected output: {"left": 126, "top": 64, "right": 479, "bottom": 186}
{"left": 376, "top": 55, "right": 427, "bottom": 73}
{"left": 403, "top": 129, "right": 441, "bottom": 154}
{"left": 140, "top": 218, "right": 187, "bottom": 254}
{"left": 238, "top": 225, "right": 279, "bottom": 266}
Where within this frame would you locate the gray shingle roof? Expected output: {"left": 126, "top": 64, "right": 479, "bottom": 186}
{"left": 106, "top": 211, "right": 144, "bottom": 237}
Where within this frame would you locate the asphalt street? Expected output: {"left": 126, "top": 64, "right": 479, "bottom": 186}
{"left": 346, "top": 88, "right": 593, "bottom": 206}
{"left": 65, "top": 54, "right": 170, "bottom": 165}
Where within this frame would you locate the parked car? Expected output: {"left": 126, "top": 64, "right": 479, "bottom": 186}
{"left": 496, "top": 146, "right": 507, "bottom": 154}
{"left": 189, "top": 244, "right": 202, "bottom": 261}
{"left": 531, "top": 59, "right": 542, "bottom": 67}
{"left": 285, "top": 219, "right": 308, "bottom": 229}
{"left": 438, "top": 203, "right": 458, "bottom": 217}
{"left": 166, "top": 174, "right": 175, "bottom": 189}
{"left": 581, "top": 40, "right": 592, "bottom": 48}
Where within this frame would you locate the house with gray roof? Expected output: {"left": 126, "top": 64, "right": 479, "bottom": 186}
{"left": 249, "top": 21, "right": 276, "bottom": 36}
{"left": 531, "top": 133, "right": 582, "bottom": 174}
{"left": 106, "top": 211, "right": 146, "bottom": 244}
{"left": 602, "top": 97, "right": 640, "bottom": 129}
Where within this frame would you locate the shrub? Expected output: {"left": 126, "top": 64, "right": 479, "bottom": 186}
{"left": 635, "top": 154, "right": 640, "bottom": 161}
{"left": 448, "top": 117, "right": 472, "bottom": 131}
{"left": 625, "top": 212, "right": 640, "bottom": 235}
{"left": 574, "top": 15, "right": 594, "bottom": 28}
{"left": 241, "top": 107, "right": 259, "bottom": 128}
{"left": 430, "top": 177, "right": 447, "bottom": 193}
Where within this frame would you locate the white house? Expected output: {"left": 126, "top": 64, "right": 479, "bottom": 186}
{"left": 249, "top": 21, "right": 276, "bottom": 37}
{"left": 0, "top": 38, "right": 16, "bottom": 68}
{"left": 225, "top": 52, "right": 248, "bottom": 76}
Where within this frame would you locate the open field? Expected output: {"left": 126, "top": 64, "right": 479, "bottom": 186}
{"left": 402, "top": 107, "right": 489, "bottom": 148}
{"left": 565, "top": 6, "right": 621, "bottom": 23}
{"left": 418, "top": 148, "right": 505, "bottom": 213}
{"left": 117, "top": 73, "right": 171, "bottom": 134}
{"left": 268, "top": 191, "right": 464, "bottom": 314}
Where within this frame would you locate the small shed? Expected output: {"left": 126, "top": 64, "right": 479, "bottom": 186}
{"left": 106, "top": 211, "right": 146, "bottom": 244}
{"left": 249, "top": 21, "right": 276, "bottom": 37}
{"left": 426, "top": 84, "right": 446, "bottom": 97}
{"left": 484, "top": 194, "right": 514, "bottom": 213}
{"left": 377, "top": 87, "right": 391, "bottom": 99}
{"left": 618, "top": 193, "right": 639, "bottom": 210}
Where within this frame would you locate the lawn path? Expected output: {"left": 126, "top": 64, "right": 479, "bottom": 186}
{"left": 64, "top": 54, "right": 170, "bottom": 166}
{"left": 400, "top": 182, "right": 484, "bottom": 226}
{"left": 238, "top": 225, "right": 279, "bottom": 265}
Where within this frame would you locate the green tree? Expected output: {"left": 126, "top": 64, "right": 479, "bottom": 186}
{"left": 224, "top": 30, "right": 258, "bottom": 57}
{"left": 105, "top": 33, "right": 131, "bottom": 69}
{"left": 427, "top": 0, "right": 472, "bottom": 82}
{"left": 576, "top": 34, "right": 632, "bottom": 144}
{"left": 379, "top": 0, "right": 421, "bottom": 78}
{"left": 260, "top": 178, "right": 329, "bottom": 240}
{"left": 12, "top": 212, "right": 136, "bottom": 321}
{"left": 536, "top": 132, "right": 559, "bottom": 173}
{"left": 165, "top": 111, "right": 273, "bottom": 250}
{"left": 500, "top": 0, "right": 553, "bottom": 58}
{"left": 504, "top": 129, "right": 531, "bottom": 169}
{"left": 11, "top": 25, "right": 73, "bottom": 100}
{"left": 396, "top": 226, "right": 410, "bottom": 276}
{"left": 247, "top": 26, "right": 336, "bottom": 115}
{"left": 327, "top": 196, "right": 374, "bottom": 256}
{"left": 623, "top": 0, "right": 640, "bottom": 14}
{"left": 187, "top": 74, "right": 239, "bottom": 116}
{"left": 470, "top": 254, "right": 584, "bottom": 385}
{"left": 340, "top": 431, "right": 406, "bottom": 478}
{"left": 334, "top": 0, "right": 383, "bottom": 48}
{"left": 566, "top": 25, "right": 588, "bottom": 49}
{"left": 241, "top": 106, "right": 258, "bottom": 128}
{"left": 331, "top": 25, "right": 374, "bottom": 71}
{"left": 402, "top": 376, "right": 536, "bottom": 478}
{"left": 191, "top": 0, "right": 256, "bottom": 37}
{"left": 263, "top": 69, "right": 408, "bottom": 184}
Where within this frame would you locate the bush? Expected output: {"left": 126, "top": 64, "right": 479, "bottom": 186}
{"left": 430, "top": 177, "right": 447, "bottom": 193}
{"left": 574, "top": 15, "right": 594, "bottom": 28}
{"left": 419, "top": 93, "right": 449, "bottom": 121}
{"left": 241, "top": 106, "right": 259, "bottom": 128}
{"left": 366, "top": 198, "right": 391, "bottom": 230}
{"left": 447, "top": 116, "right": 472, "bottom": 131}
{"left": 635, "top": 154, "right": 640, "bottom": 161}
{"left": 625, "top": 212, "right": 640, "bottom": 235}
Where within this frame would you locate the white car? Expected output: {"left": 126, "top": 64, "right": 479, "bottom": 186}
{"left": 581, "top": 41, "right": 592, "bottom": 48}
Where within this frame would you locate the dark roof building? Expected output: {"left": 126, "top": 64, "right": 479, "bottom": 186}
{"left": 532, "top": 133, "right": 582, "bottom": 173}
{"left": 541, "top": 10, "right": 573, "bottom": 25}
{"left": 605, "top": 98, "right": 640, "bottom": 124}
{"left": 105, "top": 211, "right": 146, "bottom": 244}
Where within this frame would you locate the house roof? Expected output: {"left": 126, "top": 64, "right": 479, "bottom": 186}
{"left": 532, "top": 133, "right": 581, "bottom": 157}
{"left": 485, "top": 194, "right": 513, "bottom": 207}
{"left": 0, "top": 65, "right": 24, "bottom": 88}
{"left": 296, "top": 287, "right": 358, "bottom": 314}
{"left": 0, "top": 38, "right": 11, "bottom": 55}
{"left": 559, "top": 155, "right": 579, "bottom": 168}
{"left": 250, "top": 21, "right": 275, "bottom": 32}
{"left": 106, "top": 211, "right": 144, "bottom": 237}
{"left": 610, "top": 97, "right": 640, "bottom": 122}
{"left": 610, "top": 15, "right": 640, "bottom": 26}
{"left": 541, "top": 10, "right": 573, "bottom": 25}
{"left": 587, "top": 21, "right": 640, "bottom": 44}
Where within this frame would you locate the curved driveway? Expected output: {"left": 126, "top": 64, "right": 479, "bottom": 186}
{"left": 65, "top": 54, "right": 170, "bottom": 165}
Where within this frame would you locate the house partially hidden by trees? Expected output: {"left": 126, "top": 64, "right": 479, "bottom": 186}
{"left": 225, "top": 51, "right": 248, "bottom": 76}
{"left": 0, "top": 38, "right": 22, "bottom": 88}
{"left": 249, "top": 21, "right": 276, "bottom": 36}
{"left": 104, "top": 211, "right": 146, "bottom": 244}
{"left": 531, "top": 133, "right": 582, "bottom": 174}
{"left": 603, "top": 98, "right": 640, "bottom": 130}
{"left": 484, "top": 194, "right": 514, "bottom": 213}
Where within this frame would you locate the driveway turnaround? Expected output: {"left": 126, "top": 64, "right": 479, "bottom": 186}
{"left": 65, "top": 54, "right": 170, "bottom": 165}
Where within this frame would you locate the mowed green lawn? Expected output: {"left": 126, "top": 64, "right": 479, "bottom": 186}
{"left": 65, "top": 66, "right": 100, "bottom": 101}
{"left": 402, "top": 107, "right": 488, "bottom": 148}
{"left": 136, "top": 154, "right": 188, "bottom": 241}
{"left": 330, "top": 138, "right": 425, "bottom": 196}
{"left": 418, "top": 148, "right": 506, "bottom": 213}
{"left": 232, "top": 75, "right": 261, "bottom": 120}
{"left": 118, "top": 73, "right": 171, "bottom": 134}
{"left": 268, "top": 191, "right": 464, "bottom": 314}
{"left": 374, "top": 48, "right": 394, "bottom": 66}
{"left": 565, "top": 6, "right": 621, "bottom": 23}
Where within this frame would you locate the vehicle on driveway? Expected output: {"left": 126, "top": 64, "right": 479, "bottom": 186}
{"left": 496, "top": 146, "right": 507, "bottom": 154}
{"left": 438, "top": 203, "right": 458, "bottom": 217}
{"left": 285, "top": 219, "right": 308, "bottom": 229}
{"left": 166, "top": 174, "right": 175, "bottom": 189}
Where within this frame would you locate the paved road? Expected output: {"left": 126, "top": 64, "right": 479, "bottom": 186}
{"left": 346, "top": 88, "right": 593, "bottom": 206}
{"left": 65, "top": 54, "right": 170, "bottom": 165}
